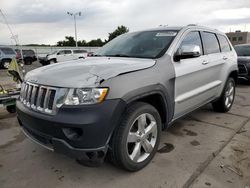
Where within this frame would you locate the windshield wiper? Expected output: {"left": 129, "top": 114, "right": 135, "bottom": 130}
{"left": 105, "top": 54, "right": 131, "bottom": 57}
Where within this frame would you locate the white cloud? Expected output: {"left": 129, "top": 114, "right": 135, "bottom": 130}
{"left": 0, "top": 0, "right": 250, "bottom": 45}
{"left": 213, "top": 8, "right": 250, "bottom": 20}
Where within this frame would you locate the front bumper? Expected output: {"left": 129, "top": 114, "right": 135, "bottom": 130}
{"left": 17, "top": 99, "right": 126, "bottom": 162}
{"left": 238, "top": 62, "right": 250, "bottom": 81}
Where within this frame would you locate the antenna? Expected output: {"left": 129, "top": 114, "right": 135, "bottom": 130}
{"left": 0, "top": 9, "right": 18, "bottom": 45}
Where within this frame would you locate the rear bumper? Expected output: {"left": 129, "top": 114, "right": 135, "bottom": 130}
{"left": 17, "top": 99, "right": 126, "bottom": 162}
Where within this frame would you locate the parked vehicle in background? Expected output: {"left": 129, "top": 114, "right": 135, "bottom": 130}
{"left": 46, "top": 49, "right": 88, "bottom": 64}
{"left": 234, "top": 44, "right": 250, "bottom": 82}
{"left": 38, "top": 56, "right": 49, "bottom": 66}
{"left": 17, "top": 25, "right": 238, "bottom": 171}
{"left": 87, "top": 52, "right": 94, "bottom": 57}
{"left": 0, "top": 47, "right": 16, "bottom": 69}
{"left": 15, "top": 49, "right": 37, "bottom": 65}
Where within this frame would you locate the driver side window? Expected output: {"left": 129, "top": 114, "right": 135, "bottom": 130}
{"left": 180, "top": 31, "right": 203, "bottom": 55}
{"left": 57, "top": 50, "right": 64, "bottom": 55}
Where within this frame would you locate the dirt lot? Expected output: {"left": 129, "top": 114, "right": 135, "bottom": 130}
{"left": 0, "top": 62, "right": 250, "bottom": 188}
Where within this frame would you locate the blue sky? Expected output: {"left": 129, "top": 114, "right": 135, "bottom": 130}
{"left": 1, "top": 0, "right": 250, "bottom": 45}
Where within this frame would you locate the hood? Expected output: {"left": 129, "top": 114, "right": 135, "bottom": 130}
{"left": 25, "top": 57, "right": 156, "bottom": 88}
{"left": 238, "top": 56, "right": 250, "bottom": 64}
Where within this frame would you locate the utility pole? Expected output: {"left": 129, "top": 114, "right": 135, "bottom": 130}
{"left": 0, "top": 9, "right": 24, "bottom": 64}
{"left": 67, "top": 11, "right": 81, "bottom": 47}
{"left": 0, "top": 9, "right": 18, "bottom": 45}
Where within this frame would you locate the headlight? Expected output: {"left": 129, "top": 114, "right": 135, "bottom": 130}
{"left": 64, "top": 88, "right": 108, "bottom": 105}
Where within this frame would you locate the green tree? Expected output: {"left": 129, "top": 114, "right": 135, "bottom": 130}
{"left": 56, "top": 25, "right": 129, "bottom": 47}
{"left": 57, "top": 36, "right": 76, "bottom": 46}
{"left": 108, "top": 25, "right": 129, "bottom": 41}
{"left": 78, "top": 40, "right": 87, "bottom": 46}
{"left": 87, "top": 38, "right": 104, "bottom": 47}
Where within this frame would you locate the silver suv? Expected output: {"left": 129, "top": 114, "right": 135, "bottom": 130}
{"left": 17, "top": 25, "right": 238, "bottom": 171}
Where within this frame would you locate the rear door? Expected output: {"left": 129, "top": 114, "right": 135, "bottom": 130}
{"left": 216, "top": 34, "right": 235, "bottom": 94}
{"left": 200, "top": 31, "right": 226, "bottom": 97}
{"left": 173, "top": 30, "right": 222, "bottom": 119}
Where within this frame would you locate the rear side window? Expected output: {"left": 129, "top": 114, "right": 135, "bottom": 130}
{"left": 217, "top": 35, "right": 231, "bottom": 52}
{"left": 201, "top": 32, "right": 220, "bottom": 54}
{"left": 180, "top": 31, "right": 203, "bottom": 54}
{"left": 73, "top": 50, "right": 87, "bottom": 54}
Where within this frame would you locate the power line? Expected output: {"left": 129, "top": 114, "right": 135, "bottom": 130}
{"left": 0, "top": 9, "right": 18, "bottom": 45}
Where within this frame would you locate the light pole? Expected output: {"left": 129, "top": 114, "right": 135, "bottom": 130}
{"left": 67, "top": 11, "right": 81, "bottom": 47}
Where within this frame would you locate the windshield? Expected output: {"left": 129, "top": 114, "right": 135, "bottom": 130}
{"left": 49, "top": 51, "right": 58, "bottom": 55}
{"left": 0, "top": 48, "right": 15, "bottom": 55}
{"left": 96, "top": 30, "right": 178, "bottom": 59}
{"left": 234, "top": 45, "right": 250, "bottom": 56}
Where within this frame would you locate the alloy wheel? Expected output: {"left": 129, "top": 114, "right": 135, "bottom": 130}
{"left": 225, "top": 80, "right": 235, "bottom": 108}
{"left": 3, "top": 61, "right": 10, "bottom": 69}
{"left": 126, "top": 113, "right": 158, "bottom": 163}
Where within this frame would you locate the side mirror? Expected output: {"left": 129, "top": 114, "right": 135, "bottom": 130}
{"left": 175, "top": 44, "right": 201, "bottom": 61}
{"left": 57, "top": 52, "right": 60, "bottom": 55}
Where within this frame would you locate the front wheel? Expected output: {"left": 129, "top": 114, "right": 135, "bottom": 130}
{"left": 109, "top": 102, "right": 161, "bottom": 171}
{"left": 49, "top": 59, "right": 57, "bottom": 64}
{"left": 6, "top": 105, "right": 16, "bottom": 113}
{"left": 2, "top": 60, "right": 11, "bottom": 69}
{"left": 212, "top": 77, "right": 235, "bottom": 112}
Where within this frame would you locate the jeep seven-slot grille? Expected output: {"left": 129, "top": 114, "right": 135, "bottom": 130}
{"left": 20, "top": 82, "right": 57, "bottom": 115}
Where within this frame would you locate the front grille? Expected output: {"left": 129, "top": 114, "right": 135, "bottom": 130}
{"left": 20, "top": 82, "right": 59, "bottom": 115}
{"left": 238, "top": 64, "right": 248, "bottom": 75}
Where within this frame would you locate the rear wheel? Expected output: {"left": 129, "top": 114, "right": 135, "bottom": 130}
{"left": 24, "top": 57, "right": 32, "bottom": 65}
{"left": 212, "top": 77, "right": 235, "bottom": 112}
{"left": 109, "top": 102, "right": 161, "bottom": 171}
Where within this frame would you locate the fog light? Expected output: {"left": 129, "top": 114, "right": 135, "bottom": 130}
{"left": 62, "top": 127, "right": 83, "bottom": 140}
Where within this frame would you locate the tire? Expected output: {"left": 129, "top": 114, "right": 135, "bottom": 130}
{"left": 1, "top": 59, "right": 11, "bottom": 69}
{"left": 6, "top": 105, "right": 16, "bottom": 113}
{"left": 109, "top": 102, "right": 161, "bottom": 171}
{"left": 49, "top": 59, "right": 57, "bottom": 64}
{"left": 212, "top": 77, "right": 235, "bottom": 112}
{"left": 24, "top": 58, "right": 32, "bottom": 65}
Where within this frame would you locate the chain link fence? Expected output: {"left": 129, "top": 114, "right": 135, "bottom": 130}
{"left": 1, "top": 45, "right": 100, "bottom": 58}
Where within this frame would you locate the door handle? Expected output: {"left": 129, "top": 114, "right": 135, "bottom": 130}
{"left": 202, "top": 60, "right": 209, "bottom": 65}
{"left": 223, "top": 56, "right": 228, "bottom": 60}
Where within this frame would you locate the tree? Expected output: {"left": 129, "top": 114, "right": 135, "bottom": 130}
{"left": 87, "top": 38, "right": 104, "bottom": 47}
{"left": 57, "top": 36, "right": 76, "bottom": 46}
{"left": 56, "top": 25, "right": 129, "bottom": 47}
{"left": 77, "top": 40, "right": 87, "bottom": 46}
{"left": 108, "top": 25, "right": 129, "bottom": 41}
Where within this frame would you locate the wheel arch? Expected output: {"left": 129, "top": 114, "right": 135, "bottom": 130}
{"left": 228, "top": 70, "right": 238, "bottom": 83}
{"left": 122, "top": 84, "right": 174, "bottom": 129}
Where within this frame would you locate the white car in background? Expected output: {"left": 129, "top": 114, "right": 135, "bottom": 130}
{"left": 46, "top": 49, "right": 88, "bottom": 64}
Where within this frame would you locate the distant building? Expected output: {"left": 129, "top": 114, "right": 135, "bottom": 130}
{"left": 226, "top": 30, "right": 250, "bottom": 46}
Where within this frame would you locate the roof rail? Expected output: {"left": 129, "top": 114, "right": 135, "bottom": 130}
{"left": 187, "top": 24, "right": 197, "bottom": 26}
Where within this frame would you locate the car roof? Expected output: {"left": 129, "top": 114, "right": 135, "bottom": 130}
{"left": 134, "top": 25, "right": 225, "bottom": 35}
